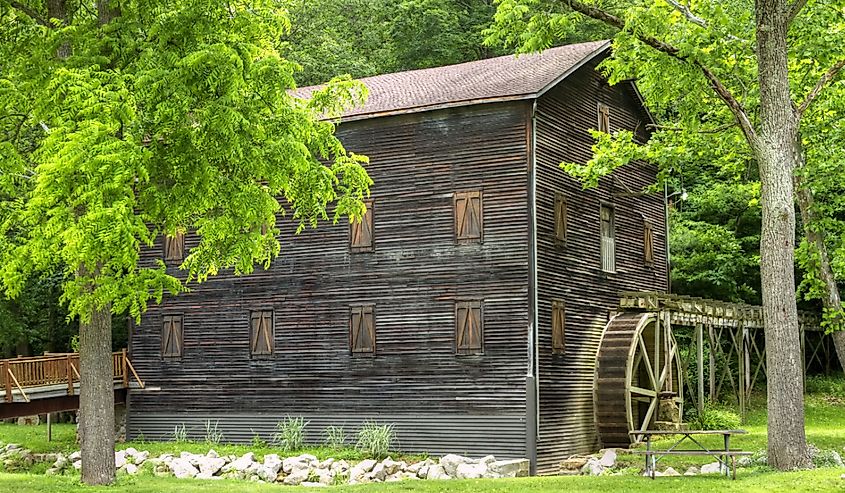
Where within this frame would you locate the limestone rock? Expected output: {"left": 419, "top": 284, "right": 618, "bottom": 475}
{"left": 69, "top": 451, "right": 81, "bottom": 462}
{"left": 283, "top": 454, "right": 314, "bottom": 474}
{"left": 224, "top": 453, "right": 256, "bottom": 473}
{"left": 700, "top": 462, "right": 723, "bottom": 474}
{"left": 197, "top": 456, "right": 227, "bottom": 476}
{"left": 663, "top": 467, "right": 681, "bottom": 476}
{"left": 598, "top": 449, "right": 617, "bottom": 468}
{"left": 115, "top": 450, "right": 127, "bottom": 469}
{"left": 684, "top": 466, "right": 699, "bottom": 476}
{"left": 426, "top": 464, "right": 450, "bottom": 480}
{"left": 455, "top": 462, "right": 487, "bottom": 479}
{"left": 439, "top": 454, "right": 474, "bottom": 477}
{"left": 283, "top": 468, "right": 310, "bottom": 486}
{"left": 349, "top": 459, "right": 378, "bottom": 480}
{"left": 580, "top": 458, "right": 604, "bottom": 476}
{"left": 560, "top": 456, "right": 589, "bottom": 471}
{"left": 169, "top": 457, "right": 199, "bottom": 479}
{"left": 125, "top": 463, "right": 139, "bottom": 475}
{"left": 489, "top": 458, "right": 529, "bottom": 478}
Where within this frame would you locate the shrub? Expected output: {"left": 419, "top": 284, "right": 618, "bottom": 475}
{"left": 810, "top": 444, "right": 844, "bottom": 468}
{"left": 203, "top": 420, "right": 224, "bottom": 444}
{"left": 355, "top": 421, "right": 395, "bottom": 458}
{"left": 322, "top": 425, "right": 347, "bottom": 449}
{"left": 172, "top": 424, "right": 188, "bottom": 443}
{"left": 690, "top": 403, "right": 741, "bottom": 431}
{"left": 272, "top": 416, "right": 309, "bottom": 451}
{"left": 805, "top": 375, "right": 845, "bottom": 398}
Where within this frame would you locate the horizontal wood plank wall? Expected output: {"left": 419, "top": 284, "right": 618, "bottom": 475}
{"left": 129, "top": 102, "right": 532, "bottom": 458}
{"left": 534, "top": 59, "right": 669, "bottom": 473}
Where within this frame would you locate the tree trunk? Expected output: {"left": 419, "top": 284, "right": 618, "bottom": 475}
{"left": 79, "top": 303, "right": 115, "bottom": 485}
{"left": 755, "top": 0, "right": 811, "bottom": 470}
{"left": 794, "top": 182, "right": 845, "bottom": 367}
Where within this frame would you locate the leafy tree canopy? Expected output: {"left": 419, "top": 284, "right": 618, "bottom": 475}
{"left": 0, "top": 0, "right": 372, "bottom": 322}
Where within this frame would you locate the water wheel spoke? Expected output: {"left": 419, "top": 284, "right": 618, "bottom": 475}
{"left": 637, "top": 334, "right": 659, "bottom": 390}
{"left": 630, "top": 385, "right": 657, "bottom": 397}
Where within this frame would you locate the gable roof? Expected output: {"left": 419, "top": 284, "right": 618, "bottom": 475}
{"left": 295, "top": 40, "right": 611, "bottom": 122}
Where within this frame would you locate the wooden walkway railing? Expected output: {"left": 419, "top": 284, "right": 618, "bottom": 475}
{"left": 1, "top": 349, "right": 144, "bottom": 403}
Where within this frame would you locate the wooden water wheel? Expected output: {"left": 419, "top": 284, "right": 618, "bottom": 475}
{"left": 594, "top": 312, "right": 684, "bottom": 447}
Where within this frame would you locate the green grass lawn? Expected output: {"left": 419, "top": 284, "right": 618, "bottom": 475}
{"left": 1, "top": 469, "right": 843, "bottom": 492}
{"left": 2, "top": 377, "right": 845, "bottom": 492}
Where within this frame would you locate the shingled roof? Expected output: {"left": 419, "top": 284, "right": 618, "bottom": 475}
{"left": 295, "top": 40, "right": 611, "bottom": 121}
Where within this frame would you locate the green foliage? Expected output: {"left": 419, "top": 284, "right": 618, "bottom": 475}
{"left": 250, "top": 430, "right": 268, "bottom": 449}
{"left": 172, "top": 424, "right": 188, "bottom": 443}
{"left": 272, "top": 416, "right": 308, "bottom": 452}
{"left": 203, "top": 420, "right": 224, "bottom": 445}
{"left": 355, "top": 421, "right": 396, "bottom": 459}
{"left": 690, "top": 403, "right": 741, "bottom": 431}
{"left": 0, "top": 0, "right": 372, "bottom": 326}
{"left": 322, "top": 425, "right": 347, "bottom": 449}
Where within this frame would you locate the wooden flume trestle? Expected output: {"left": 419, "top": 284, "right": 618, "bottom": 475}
{"left": 595, "top": 291, "right": 835, "bottom": 448}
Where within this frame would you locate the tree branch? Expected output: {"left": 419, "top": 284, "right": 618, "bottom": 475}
{"left": 8, "top": 1, "right": 51, "bottom": 27}
{"left": 797, "top": 59, "right": 845, "bottom": 117}
{"left": 664, "top": 0, "right": 707, "bottom": 28}
{"left": 787, "top": 0, "right": 809, "bottom": 25}
{"left": 647, "top": 122, "right": 737, "bottom": 134}
{"left": 565, "top": 0, "right": 758, "bottom": 145}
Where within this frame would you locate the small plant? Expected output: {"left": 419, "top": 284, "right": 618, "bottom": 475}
{"left": 251, "top": 429, "right": 268, "bottom": 448}
{"left": 272, "top": 416, "right": 309, "bottom": 451}
{"left": 70, "top": 334, "right": 80, "bottom": 353}
{"left": 172, "top": 423, "right": 188, "bottom": 443}
{"left": 322, "top": 425, "right": 347, "bottom": 449}
{"left": 355, "top": 421, "right": 395, "bottom": 458}
{"left": 810, "top": 444, "right": 844, "bottom": 468}
{"left": 135, "top": 431, "right": 146, "bottom": 443}
{"left": 690, "top": 403, "right": 740, "bottom": 431}
{"left": 203, "top": 420, "right": 224, "bottom": 444}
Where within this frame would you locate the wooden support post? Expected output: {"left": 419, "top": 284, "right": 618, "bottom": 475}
{"left": 47, "top": 412, "right": 52, "bottom": 442}
{"left": 697, "top": 323, "right": 704, "bottom": 412}
{"left": 121, "top": 348, "right": 129, "bottom": 388}
{"left": 654, "top": 311, "right": 661, "bottom": 392}
{"left": 708, "top": 325, "right": 716, "bottom": 401}
{"left": 800, "top": 328, "right": 806, "bottom": 387}
{"left": 66, "top": 355, "right": 73, "bottom": 396}
{"left": 742, "top": 325, "right": 750, "bottom": 421}
{"left": 3, "top": 360, "right": 11, "bottom": 403}
{"left": 737, "top": 327, "right": 744, "bottom": 419}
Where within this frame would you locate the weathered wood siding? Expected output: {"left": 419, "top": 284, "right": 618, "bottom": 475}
{"left": 129, "top": 102, "right": 532, "bottom": 458}
{"left": 533, "top": 59, "right": 668, "bottom": 473}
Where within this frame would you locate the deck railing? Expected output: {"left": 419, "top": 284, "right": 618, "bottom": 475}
{"left": 1, "top": 349, "right": 143, "bottom": 403}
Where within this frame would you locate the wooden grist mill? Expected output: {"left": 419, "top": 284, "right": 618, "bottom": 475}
{"left": 593, "top": 291, "right": 833, "bottom": 448}
{"left": 594, "top": 311, "right": 684, "bottom": 447}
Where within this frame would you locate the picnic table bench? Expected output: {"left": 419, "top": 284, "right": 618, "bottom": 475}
{"left": 629, "top": 430, "right": 752, "bottom": 479}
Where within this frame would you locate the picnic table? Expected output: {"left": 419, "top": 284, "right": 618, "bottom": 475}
{"left": 629, "top": 430, "right": 752, "bottom": 479}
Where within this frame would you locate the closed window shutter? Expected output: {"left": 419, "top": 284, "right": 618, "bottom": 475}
{"left": 350, "top": 200, "right": 374, "bottom": 252}
{"left": 250, "top": 311, "right": 274, "bottom": 356}
{"left": 554, "top": 192, "right": 567, "bottom": 245}
{"left": 456, "top": 300, "right": 483, "bottom": 354}
{"left": 455, "top": 191, "right": 482, "bottom": 243}
{"left": 350, "top": 305, "right": 375, "bottom": 353}
{"left": 600, "top": 205, "right": 615, "bottom": 273}
{"left": 644, "top": 221, "right": 655, "bottom": 266}
{"left": 552, "top": 300, "right": 566, "bottom": 354}
{"left": 162, "top": 315, "right": 182, "bottom": 358}
{"left": 164, "top": 232, "right": 185, "bottom": 262}
{"left": 598, "top": 103, "right": 610, "bottom": 133}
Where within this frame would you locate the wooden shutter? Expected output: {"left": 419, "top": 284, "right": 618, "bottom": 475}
{"left": 644, "top": 220, "right": 655, "bottom": 267}
{"left": 250, "top": 311, "right": 274, "bottom": 356}
{"left": 455, "top": 191, "right": 483, "bottom": 243}
{"left": 554, "top": 192, "right": 567, "bottom": 246}
{"left": 350, "top": 200, "right": 374, "bottom": 252}
{"left": 552, "top": 300, "right": 566, "bottom": 355}
{"left": 598, "top": 103, "right": 610, "bottom": 133}
{"left": 162, "top": 315, "right": 182, "bottom": 358}
{"left": 350, "top": 305, "right": 375, "bottom": 353}
{"left": 600, "top": 205, "right": 615, "bottom": 273}
{"left": 164, "top": 232, "right": 185, "bottom": 262}
{"left": 456, "top": 300, "right": 483, "bottom": 354}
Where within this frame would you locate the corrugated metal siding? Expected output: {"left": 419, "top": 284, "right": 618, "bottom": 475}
{"left": 129, "top": 102, "right": 531, "bottom": 460}
{"left": 533, "top": 58, "right": 668, "bottom": 473}
{"left": 128, "top": 411, "right": 526, "bottom": 458}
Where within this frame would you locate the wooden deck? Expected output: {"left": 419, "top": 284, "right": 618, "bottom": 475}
{"left": 0, "top": 350, "right": 143, "bottom": 418}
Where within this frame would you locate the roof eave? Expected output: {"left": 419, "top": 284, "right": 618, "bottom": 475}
{"left": 534, "top": 40, "right": 612, "bottom": 99}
